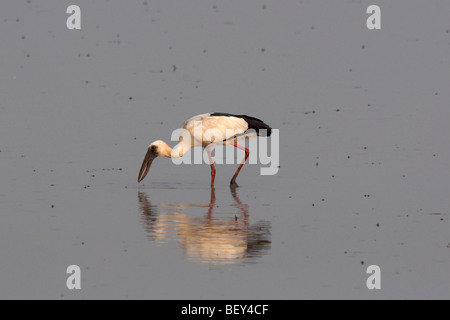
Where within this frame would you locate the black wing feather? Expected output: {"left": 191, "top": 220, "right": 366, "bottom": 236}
{"left": 210, "top": 112, "right": 272, "bottom": 136}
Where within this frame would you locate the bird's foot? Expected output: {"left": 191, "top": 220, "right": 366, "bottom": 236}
{"left": 230, "top": 178, "right": 239, "bottom": 188}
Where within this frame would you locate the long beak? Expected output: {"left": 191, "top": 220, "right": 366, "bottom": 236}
{"left": 138, "top": 151, "right": 154, "bottom": 183}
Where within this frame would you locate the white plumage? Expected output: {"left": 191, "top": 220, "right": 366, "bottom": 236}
{"left": 138, "top": 112, "right": 272, "bottom": 186}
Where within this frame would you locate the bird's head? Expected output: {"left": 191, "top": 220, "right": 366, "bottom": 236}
{"left": 137, "top": 140, "right": 172, "bottom": 183}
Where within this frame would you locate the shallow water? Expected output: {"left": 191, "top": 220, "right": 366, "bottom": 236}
{"left": 137, "top": 187, "right": 272, "bottom": 265}
{"left": 0, "top": 0, "right": 449, "bottom": 299}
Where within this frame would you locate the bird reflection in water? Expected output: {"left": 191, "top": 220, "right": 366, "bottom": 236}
{"left": 138, "top": 187, "right": 271, "bottom": 265}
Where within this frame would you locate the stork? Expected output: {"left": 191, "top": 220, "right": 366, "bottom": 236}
{"left": 137, "top": 112, "right": 272, "bottom": 186}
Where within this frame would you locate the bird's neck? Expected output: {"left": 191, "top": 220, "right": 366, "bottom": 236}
{"left": 170, "top": 141, "right": 191, "bottom": 158}
{"left": 158, "top": 145, "right": 172, "bottom": 158}
{"left": 157, "top": 140, "right": 191, "bottom": 158}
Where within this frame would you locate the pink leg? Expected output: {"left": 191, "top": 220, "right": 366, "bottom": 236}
{"left": 207, "top": 187, "right": 216, "bottom": 218}
{"left": 207, "top": 147, "right": 216, "bottom": 186}
{"left": 230, "top": 142, "right": 250, "bottom": 186}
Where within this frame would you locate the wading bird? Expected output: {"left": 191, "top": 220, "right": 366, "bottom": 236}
{"left": 137, "top": 112, "right": 272, "bottom": 186}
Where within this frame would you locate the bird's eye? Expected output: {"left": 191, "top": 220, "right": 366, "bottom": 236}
{"left": 150, "top": 145, "right": 157, "bottom": 153}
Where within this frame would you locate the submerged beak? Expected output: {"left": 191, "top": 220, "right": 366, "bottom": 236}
{"left": 138, "top": 151, "right": 155, "bottom": 183}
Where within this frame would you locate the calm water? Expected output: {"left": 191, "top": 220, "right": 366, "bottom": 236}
{"left": 0, "top": 0, "right": 449, "bottom": 299}
{"left": 137, "top": 186, "right": 272, "bottom": 265}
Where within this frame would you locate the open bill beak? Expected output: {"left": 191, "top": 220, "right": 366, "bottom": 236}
{"left": 138, "top": 151, "right": 154, "bottom": 183}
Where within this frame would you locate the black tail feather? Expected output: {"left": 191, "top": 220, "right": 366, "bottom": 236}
{"left": 211, "top": 112, "right": 272, "bottom": 136}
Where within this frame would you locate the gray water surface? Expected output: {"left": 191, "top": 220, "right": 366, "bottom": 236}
{"left": 0, "top": 0, "right": 449, "bottom": 299}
